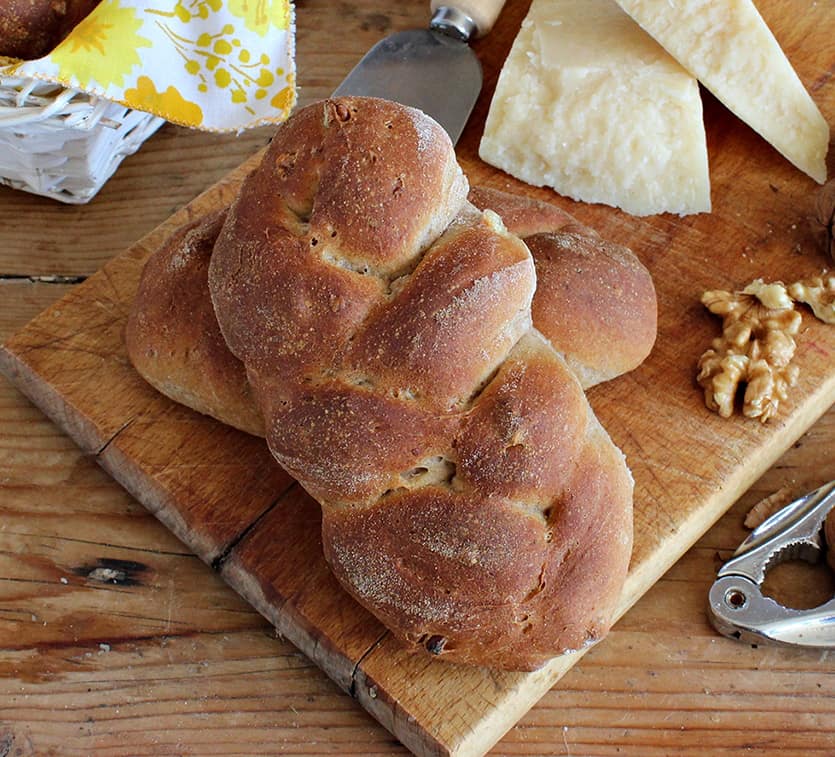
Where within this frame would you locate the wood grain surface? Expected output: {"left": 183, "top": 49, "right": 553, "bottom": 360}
{"left": 1, "top": 0, "right": 834, "bottom": 755}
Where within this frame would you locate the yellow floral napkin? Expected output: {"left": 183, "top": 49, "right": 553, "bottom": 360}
{"left": 3, "top": 0, "right": 296, "bottom": 131}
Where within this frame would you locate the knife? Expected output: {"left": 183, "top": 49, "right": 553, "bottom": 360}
{"left": 332, "top": 1, "right": 508, "bottom": 144}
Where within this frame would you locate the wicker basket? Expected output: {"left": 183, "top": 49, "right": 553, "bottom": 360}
{"left": 0, "top": 71, "right": 164, "bottom": 204}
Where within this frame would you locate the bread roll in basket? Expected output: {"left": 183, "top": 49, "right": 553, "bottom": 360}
{"left": 126, "top": 97, "right": 657, "bottom": 670}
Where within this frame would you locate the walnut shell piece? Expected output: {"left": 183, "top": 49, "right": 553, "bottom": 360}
{"left": 814, "top": 179, "right": 835, "bottom": 263}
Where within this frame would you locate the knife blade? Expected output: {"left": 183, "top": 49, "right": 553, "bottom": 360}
{"left": 332, "top": 1, "right": 507, "bottom": 144}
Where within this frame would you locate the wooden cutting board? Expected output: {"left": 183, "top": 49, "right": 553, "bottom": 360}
{"left": 1, "top": 2, "right": 833, "bottom": 755}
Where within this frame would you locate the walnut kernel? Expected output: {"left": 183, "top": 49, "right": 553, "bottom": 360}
{"left": 744, "top": 486, "right": 795, "bottom": 529}
{"left": 697, "top": 280, "right": 800, "bottom": 423}
{"left": 787, "top": 275, "right": 835, "bottom": 324}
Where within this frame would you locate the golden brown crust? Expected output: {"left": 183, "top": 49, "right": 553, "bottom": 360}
{"left": 322, "top": 489, "right": 553, "bottom": 668}
{"left": 263, "top": 378, "right": 458, "bottom": 508}
{"left": 469, "top": 186, "right": 578, "bottom": 237}
{"left": 128, "top": 186, "right": 655, "bottom": 435}
{"left": 469, "top": 187, "right": 658, "bottom": 387}
{"left": 129, "top": 98, "right": 646, "bottom": 669}
{"left": 346, "top": 210, "right": 535, "bottom": 412}
{"left": 209, "top": 98, "right": 468, "bottom": 386}
{"left": 0, "top": 0, "right": 99, "bottom": 59}
{"left": 527, "top": 231, "right": 657, "bottom": 387}
{"left": 125, "top": 209, "right": 264, "bottom": 437}
{"left": 455, "top": 332, "right": 588, "bottom": 507}
{"left": 323, "top": 333, "right": 632, "bottom": 670}
{"left": 204, "top": 97, "right": 633, "bottom": 668}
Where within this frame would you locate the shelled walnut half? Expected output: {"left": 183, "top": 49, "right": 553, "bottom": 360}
{"left": 697, "top": 280, "right": 800, "bottom": 422}
{"left": 697, "top": 275, "right": 835, "bottom": 422}
{"left": 788, "top": 275, "right": 835, "bottom": 325}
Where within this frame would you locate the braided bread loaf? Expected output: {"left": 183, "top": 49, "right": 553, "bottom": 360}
{"left": 128, "top": 97, "right": 655, "bottom": 669}
{"left": 127, "top": 190, "right": 656, "bottom": 438}
{"left": 470, "top": 187, "right": 657, "bottom": 388}
{"left": 125, "top": 207, "right": 266, "bottom": 437}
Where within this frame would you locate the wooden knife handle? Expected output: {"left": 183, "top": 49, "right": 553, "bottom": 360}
{"left": 430, "top": 0, "right": 507, "bottom": 37}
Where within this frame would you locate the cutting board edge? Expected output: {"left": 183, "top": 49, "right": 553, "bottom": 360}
{"left": 97, "top": 440, "right": 226, "bottom": 565}
{"left": 2, "top": 88, "right": 834, "bottom": 757}
{"left": 3, "top": 262, "right": 834, "bottom": 757}
{"left": 0, "top": 344, "right": 106, "bottom": 455}
{"left": 220, "top": 551, "right": 371, "bottom": 694}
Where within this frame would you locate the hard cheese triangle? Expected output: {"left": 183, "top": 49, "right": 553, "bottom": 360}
{"left": 613, "top": 0, "right": 829, "bottom": 183}
{"left": 480, "top": 0, "right": 711, "bottom": 216}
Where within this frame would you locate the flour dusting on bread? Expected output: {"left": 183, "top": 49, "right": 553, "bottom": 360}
{"left": 128, "top": 97, "right": 657, "bottom": 670}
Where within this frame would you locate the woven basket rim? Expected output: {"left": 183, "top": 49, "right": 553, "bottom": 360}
{"left": 0, "top": 70, "right": 164, "bottom": 203}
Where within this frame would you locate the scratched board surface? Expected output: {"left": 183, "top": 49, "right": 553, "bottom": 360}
{"left": 1, "top": 1, "right": 834, "bottom": 754}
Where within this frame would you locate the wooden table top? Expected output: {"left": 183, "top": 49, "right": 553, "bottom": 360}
{"left": 1, "top": 1, "right": 833, "bottom": 754}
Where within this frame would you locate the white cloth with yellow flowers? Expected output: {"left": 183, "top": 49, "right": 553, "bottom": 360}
{"left": 3, "top": 0, "right": 296, "bottom": 131}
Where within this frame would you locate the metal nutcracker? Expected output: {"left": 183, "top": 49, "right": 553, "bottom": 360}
{"left": 708, "top": 480, "right": 835, "bottom": 648}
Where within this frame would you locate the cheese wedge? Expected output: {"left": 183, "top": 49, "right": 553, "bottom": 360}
{"left": 480, "top": 0, "right": 710, "bottom": 216}
{"left": 613, "top": 0, "right": 829, "bottom": 183}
